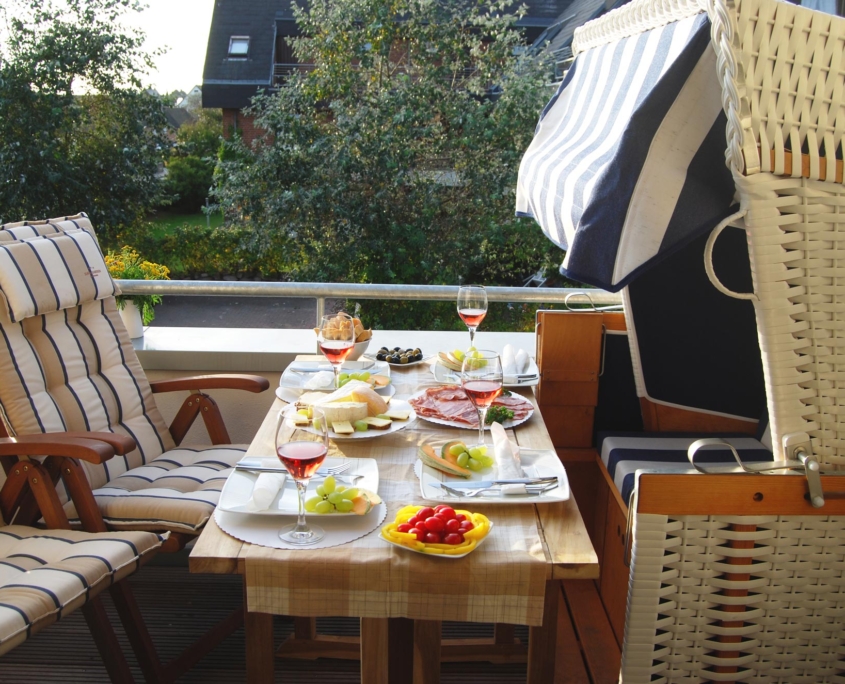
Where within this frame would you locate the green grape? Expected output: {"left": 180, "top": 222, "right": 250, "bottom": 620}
{"left": 336, "top": 485, "right": 346, "bottom": 492}
{"left": 305, "top": 496, "right": 322, "bottom": 512}
{"left": 337, "top": 373, "right": 349, "bottom": 382}
{"left": 327, "top": 492, "right": 344, "bottom": 505}
{"left": 340, "top": 488, "right": 358, "bottom": 500}
{"left": 315, "top": 484, "right": 326, "bottom": 497}
{"left": 354, "top": 420, "right": 369, "bottom": 432}
{"left": 349, "top": 372, "right": 361, "bottom": 381}
{"left": 358, "top": 371, "right": 370, "bottom": 381}
{"left": 480, "top": 456, "right": 495, "bottom": 468}
{"left": 314, "top": 500, "right": 333, "bottom": 514}
{"left": 323, "top": 475, "right": 336, "bottom": 494}
{"left": 312, "top": 418, "right": 323, "bottom": 430}
{"left": 476, "top": 445, "right": 488, "bottom": 455}
{"left": 337, "top": 378, "right": 350, "bottom": 388}
{"left": 467, "top": 457, "right": 483, "bottom": 471}
{"left": 468, "top": 447, "right": 483, "bottom": 459}
{"left": 297, "top": 409, "right": 309, "bottom": 416}
{"left": 453, "top": 349, "right": 465, "bottom": 361}
{"left": 335, "top": 499, "right": 354, "bottom": 513}
{"left": 449, "top": 443, "right": 466, "bottom": 456}
{"left": 456, "top": 452, "right": 470, "bottom": 468}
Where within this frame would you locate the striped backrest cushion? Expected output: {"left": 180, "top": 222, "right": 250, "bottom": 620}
{"left": 0, "top": 213, "right": 98, "bottom": 244}
{"left": 516, "top": 12, "right": 736, "bottom": 292}
{"left": 0, "top": 230, "right": 117, "bottom": 323}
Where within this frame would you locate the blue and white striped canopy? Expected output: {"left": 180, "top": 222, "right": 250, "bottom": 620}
{"left": 516, "top": 13, "right": 737, "bottom": 292}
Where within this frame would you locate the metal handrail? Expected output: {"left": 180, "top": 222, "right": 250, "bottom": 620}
{"left": 116, "top": 280, "right": 622, "bottom": 326}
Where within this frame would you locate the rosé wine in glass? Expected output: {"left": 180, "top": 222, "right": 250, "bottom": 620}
{"left": 463, "top": 380, "right": 502, "bottom": 408}
{"left": 319, "top": 340, "right": 354, "bottom": 366}
{"left": 277, "top": 440, "right": 328, "bottom": 480}
{"left": 318, "top": 312, "right": 355, "bottom": 388}
{"left": 457, "top": 286, "right": 487, "bottom": 346}
{"left": 458, "top": 308, "right": 487, "bottom": 328}
{"left": 461, "top": 350, "right": 503, "bottom": 448}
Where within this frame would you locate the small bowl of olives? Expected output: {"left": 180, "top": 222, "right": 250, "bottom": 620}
{"left": 375, "top": 347, "right": 424, "bottom": 366}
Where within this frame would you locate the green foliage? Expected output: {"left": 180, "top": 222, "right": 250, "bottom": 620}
{"left": 213, "top": 0, "right": 564, "bottom": 328}
{"left": 163, "top": 109, "right": 223, "bottom": 211}
{"left": 0, "top": 0, "right": 171, "bottom": 243}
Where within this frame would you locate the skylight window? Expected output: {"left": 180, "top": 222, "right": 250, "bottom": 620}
{"left": 228, "top": 36, "right": 250, "bottom": 58}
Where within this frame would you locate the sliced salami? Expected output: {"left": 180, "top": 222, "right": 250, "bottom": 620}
{"left": 408, "top": 385, "right": 533, "bottom": 429}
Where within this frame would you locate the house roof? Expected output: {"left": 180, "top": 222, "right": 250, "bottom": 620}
{"left": 530, "top": 0, "right": 629, "bottom": 65}
{"left": 163, "top": 107, "right": 197, "bottom": 129}
{"left": 203, "top": 0, "right": 577, "bottom": 109}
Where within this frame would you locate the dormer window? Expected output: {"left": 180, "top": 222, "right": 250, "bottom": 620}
{"left": 228, "top": 36, "right": 250, "bottom": 58}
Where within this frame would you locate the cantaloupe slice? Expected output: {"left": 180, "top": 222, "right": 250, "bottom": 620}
{"left": 357, "top": 488, "right": 382, "bottom": 505}
{"left": 418, "top": 444, "right": 472, "bottom": 478}
{"left": 370, "top": 375, "right": 390, "bottom": 388}
{"left": 351, "top": 494, "right": 373, "bottom": 515}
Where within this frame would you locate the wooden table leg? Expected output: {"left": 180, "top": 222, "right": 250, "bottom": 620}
{"left": 361, "top": 617, "right": 390, "bottom": 684}
{"left": 527, "top": 580, "right": 561, "bottom": 684}
{"left": 414, "top": 620, "right": 441, "bottom": 684}
{"left": 244, "top": 582, "right": 274, "bottom": 684}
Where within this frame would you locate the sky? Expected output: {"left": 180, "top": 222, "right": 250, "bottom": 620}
{"left": 121, "top": 0, "right": 216, "bottom": 95}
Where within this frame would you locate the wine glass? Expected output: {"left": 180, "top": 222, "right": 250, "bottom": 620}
{"left": 461, "top": 350, "right": 503, "bottom": 448}
{"left": 276, "top": 406, "right": 329, "bottom": 545}
{"left": 318, "top": 312, "right": 355, "bottom": 388}
{"left": 457, "top": 285, "right": 487, "bottom": 346}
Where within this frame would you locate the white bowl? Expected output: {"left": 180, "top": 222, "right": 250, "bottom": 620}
{"left": 346, "top": 339, "right": 370, "bottom": 361}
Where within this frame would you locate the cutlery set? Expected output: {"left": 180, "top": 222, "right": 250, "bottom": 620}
{"left": 434, "top": 476, "right": 559, "bottom": 498}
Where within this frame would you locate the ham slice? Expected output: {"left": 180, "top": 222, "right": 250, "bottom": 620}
{"left": 409, "top": 385, "right": 533, "bottom": 428}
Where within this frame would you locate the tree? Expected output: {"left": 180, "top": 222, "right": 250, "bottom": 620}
{"left": 163, "top": 109, "right": 223, "bottom": 212}
{"left": 213, "top": 0, "right": 564, "bottom": 327}
{"left": 0, "top": 0, "right": 172, "bottom": 244}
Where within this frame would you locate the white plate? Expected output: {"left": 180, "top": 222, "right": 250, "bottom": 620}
{"left": 280, "top": 360, "right": 392, "bottom": 392}
{"left": 414, "top": 450, "right": 569, "bottom": 504}
{"left": 431, "top": 358, "right": 540, "bottom": 388}
{"left": 218, "top": 456, "right": 379, "bottom": 516}
{"left": 407, "top": 388, "right": 534, "bottom": 431}
{"left": 276, "top": 383, "right": 396, "bottom": 404}
{"left": 282, "top": 400, "right": 417, "bottom": 441}
{"left": 379, "top": 522, "right": 493, "bottom": 559}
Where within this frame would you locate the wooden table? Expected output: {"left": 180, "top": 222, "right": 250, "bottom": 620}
{"left": 190, "top": 357, "right": 598, "bottom": 683}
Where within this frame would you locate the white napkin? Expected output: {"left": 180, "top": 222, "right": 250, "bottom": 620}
{"left": 246, "top": 472, "right": 287, "bottom": 511}
{"left": 502, "top": 344, "right": 534, "bottom": 383}
{"left": 490, "top": 422, "right": 527, "bottom": 495}
{"left": 304, "top": 371, "right": 335, "bottom": 389}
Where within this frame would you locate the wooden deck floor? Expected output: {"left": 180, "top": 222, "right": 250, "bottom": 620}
{"left": 0, "top": 555, "right": 621, "bottom": 683}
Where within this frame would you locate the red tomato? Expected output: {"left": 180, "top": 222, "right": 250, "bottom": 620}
{"left": 445, "top": 519, "right": 461, "bottom": 533}
{"left": 436, "top": 507, "right": 456, "bottom": 521}
{"left": 418, "top": 507, "right": 435, "bottom": 520}
{"left": 397, "top": 523, "right": 412, "bottom": 533}
{"left": 409, "top": 527, "right": 426, "bottom": 541}
{"left": 424, "top": 532, "right": 442, "bottom": 544}
{"left": 455, "top": 514, "right": 466, "bottom": 522}
{"left": 407, "top": 516, "right": 420, "bottom": 528}
{"left": 459, "top": 521, "right": 474, "bottom": 532}
{"left": 424, "top": 516, "right": 445, "bottom": 533}
{"left": 443, "top": 533, "right": 464, "bottom": 546}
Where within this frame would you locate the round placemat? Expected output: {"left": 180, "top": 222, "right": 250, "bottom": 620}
{"left": 214, "top": 504, "right": 387, "bottom": 550}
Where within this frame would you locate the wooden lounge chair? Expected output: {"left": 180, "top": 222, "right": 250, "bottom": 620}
{"left": 0, "top": 213, "right": 270, "bottom": 681}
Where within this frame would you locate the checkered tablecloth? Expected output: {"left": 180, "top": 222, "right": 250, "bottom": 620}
{"left": 244, "top": 360, "right": 551, "bottom": 626}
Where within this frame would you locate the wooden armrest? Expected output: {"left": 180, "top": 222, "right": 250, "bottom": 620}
{"left": 59, "top": 431, "right": 136, "bottom": 455}
{"left": 0, "top": 435, "right": 115, "bottom": 464}
{"left": 149, "top": 374, "right": 270, "bottom": 394}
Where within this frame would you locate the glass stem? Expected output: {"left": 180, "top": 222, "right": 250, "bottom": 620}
{"left": 477, "top": 407, "right": 487, "bottom": 446}
{"left": 294, "top": 480, "right": 310, "bottom": 535}
{"left": 469, "top": 327, "right": 476, "bottom": 346}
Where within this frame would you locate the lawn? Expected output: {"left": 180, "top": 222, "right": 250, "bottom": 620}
{"left": 146, "top": 211, "right": 224, "bottom": 238}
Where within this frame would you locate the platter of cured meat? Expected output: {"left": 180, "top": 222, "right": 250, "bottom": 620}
{"left": 408, "top": 385, "right": 534, "bottom": 430}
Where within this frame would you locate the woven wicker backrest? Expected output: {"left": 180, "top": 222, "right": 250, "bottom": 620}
{"left": 624, "top": 472, "right": 845, "bottom": 683}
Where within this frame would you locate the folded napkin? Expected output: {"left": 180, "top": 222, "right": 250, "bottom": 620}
{"left": 502, "top": 344, "right": 534, "bottom": 383}
{"left": 304, "top": 371, "right": 335, "bottom": 389}
{"left": 289, "top": 363, "right": 333, "bottom": 372}
{"left": 246, "top": 472, "right": 287, "bottom": 511}
{"left": 490, "top": 422, "right": 527, "bottom": 495}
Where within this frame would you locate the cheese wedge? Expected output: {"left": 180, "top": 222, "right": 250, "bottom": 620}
{"left": 385, "top": 410, "right": 411, "bottom": 421}
{"left": 332, "top": 420, "right": 355, "bottom": 435}
{"left": 350, "top": 386, "right": 388, "bottom": 416}
{"left": 363, "top": 417, "right": 392, "bottom": 430}
{"left": 321, "top": 401, "right": 368, "bottom": 424}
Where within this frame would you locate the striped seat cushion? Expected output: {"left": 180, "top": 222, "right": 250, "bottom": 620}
{"left": 599, "top": 433, "right": 774, "bottom": 503}
{"left": 71, "top": 445, "right": 248, "bottom": 534}
{"left": 0, "top": 214, "right": 98, "bottom": 244}
{"left": 0, "top": 525, "right": 163, "bottom": 655}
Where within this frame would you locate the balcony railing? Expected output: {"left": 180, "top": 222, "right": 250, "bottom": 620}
{"left": 116, "top": 280, "right": 623, "bottom": 327}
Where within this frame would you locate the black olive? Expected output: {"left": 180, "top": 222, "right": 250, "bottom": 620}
{"left": 413, "top": 352, "right": 423, "bottom": 362}
{"left": 379, "top": 347, "right": 388, "bottom": 353}
{"left": 376, "top": 352, "right": 386, "bottom": 361}
{"left": 393, "top": 347, "right": 401, "bottom": 352}
{"left": 387, "top": 355, "right": 399, "bottom": 363}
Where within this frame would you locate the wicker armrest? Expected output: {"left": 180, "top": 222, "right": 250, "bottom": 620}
{"left": 149, "top": 374, "right": 270, "bottom": 394}
{"left": 0, "top": 435, "right": 116, "bottom": 465}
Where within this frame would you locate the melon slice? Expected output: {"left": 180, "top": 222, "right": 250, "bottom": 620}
{"left": 357, "top": 488, "right": 382, "bottom": 505}
{"left": 440, "top": 440, "right": 468, "bottom": 468}
{"left": 418, "top": 444, "right": 472, "bottom": 478}
{"left": 351, "top": 492, "right": 373, "bottom": 515}
{"left": 438, "top": 351, "right": 462, "bottom": 372}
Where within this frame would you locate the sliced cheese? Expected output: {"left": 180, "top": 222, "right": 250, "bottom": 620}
{"left": 363, "top": 417, "right": 392, "bottom": 430}
{"left": 385, "top": 410, "right": 411, "bottom": 421}
{"left": 321, "top": 401, "right": 368, "bottom": 424}
{"left": 332, "top": 420, "right": 355, "bottom": 435}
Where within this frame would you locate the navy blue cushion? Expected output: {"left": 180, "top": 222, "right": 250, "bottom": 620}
{"left": 598, "top": 432, "right": 774, "bottom": 503}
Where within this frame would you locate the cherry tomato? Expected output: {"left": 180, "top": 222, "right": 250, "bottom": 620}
{"left": 455, "top": 514, "right": 466, "bottom": 523}
{"left": 424, "top": 532, "right": 442, "bottom": 544}
{"left": 434, "top": 505, "right": 455, "bottom": 516}
{"left": 424, "top": 516, "right": 445, "bottom": 533}
{"left": 443, "top": 533, "right": 464, "bottom": 546}
{"left": 418, "top": 507, "right": 435, "bottom": 520}
{"left": 409, "top": 527, "right": 426, "bottom": 541}
{"left": 407, "top": 516, "right": 420, "bottom": 528}
{"left": 397, "top": 523, "right": 412, "bottom": 533}
{"left": 445, "top": 519, "right": 461, "bottom": 533}
{"left": 436, "top": 507, "right": 456, "bottom": 521}
{"left": 459, "top": 521, "right": 474, "bottom": 532}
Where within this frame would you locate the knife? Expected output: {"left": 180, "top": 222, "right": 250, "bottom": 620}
{"left": 432, "top": 476, "right": 558, "bottom": 489}
{"left": 288, "top": 361, "right": 375, "bottom": 373}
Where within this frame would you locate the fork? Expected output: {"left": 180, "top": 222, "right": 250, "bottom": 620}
{"left": 235, "top": 460, "right": 352, "bottom": 477}
{"left": 440, "top": 481, "right": 558, "bottom": 498}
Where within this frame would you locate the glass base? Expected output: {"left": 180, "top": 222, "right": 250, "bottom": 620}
{"left": 279, "top": 523, "right": 325, "bottom": 545}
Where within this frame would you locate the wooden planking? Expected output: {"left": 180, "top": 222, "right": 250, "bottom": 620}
{"left": 562, "top": 581, "right": 620, "bottom": 683}
{"left": 761, "top": 146, "right": 845, "bottom": 183}
{"left": 414, "top": 620, "right": 442, "bottom": 684}
{"left": 360, "top": 618, "right": 390, "bottom": 684}
{"left": 527, "top": 580, "right": 560, "bottom": 684}
{"left": 553, "top": 586, "right": 590, "bottom": 684}
{"left": 189, "top": 516, "right": 244, "bottom": 575}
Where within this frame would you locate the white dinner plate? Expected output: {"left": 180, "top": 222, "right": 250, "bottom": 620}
{"left": 276, "top": 383, "right": 396, "bottom": 404}
{"left": 430, "top": 357, "right": 540, "bottom": 388}
{"left": 414, "top": 450, "right": 570, "bottom": 504}
{"left": 280, "top": 360, "right": 392, "bottom": 392}
{"left": 282, "top": 400, "right": 417, "bottom": 441}
{"left": 379, "top": 523, "right": 493, "bottom": 559}
{"left": 407, "top": 388, "right": 534, "bottom": 431}
{"left": 218, "top": 456, "right": 379, "bottom": 516}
